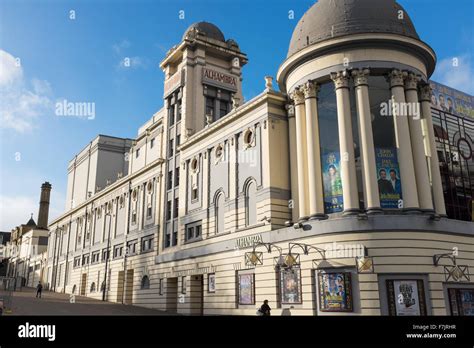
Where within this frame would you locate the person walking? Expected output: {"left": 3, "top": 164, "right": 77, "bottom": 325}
{"left": 258, "top": 299, "right": 271, "bottom": 316}
{"left": 36, "top": 282, "right": 43, "bottom": 298}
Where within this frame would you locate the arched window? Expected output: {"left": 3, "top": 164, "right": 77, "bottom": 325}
{"left": 141, "top": 275, "right": 150, "bottom": 290}
{"left": 246, "top": 181, "right": 257, "bottom": 226}
{"left": 90, "top": 282, "right": 96, "bottom": 293}
{"left": 215, "top": 193, "right": 225, "bottom": 234}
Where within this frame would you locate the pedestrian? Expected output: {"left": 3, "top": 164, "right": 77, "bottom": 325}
{"left": 257, "top": 299, "right": 271, "bottom": 316}
{"left": 36, "top": 282, "right": 43, "bottom": 298}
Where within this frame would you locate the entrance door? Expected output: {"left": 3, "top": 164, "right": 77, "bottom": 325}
{"left": 190, "top": 275, "right": 204, "bottom": 315}
{"left": 116, "top": 271, "right": 125, "bottom": 303}
{"left": 80, "top": 273, "right": 87, "bottom": 296}
{"left": 166, "top": 278, "right": 178, "bottom": 313}
{"left": 124, "top": 269, "right": 134, "bottom": 304}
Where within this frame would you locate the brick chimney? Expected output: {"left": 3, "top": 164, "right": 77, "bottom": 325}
{"left": 37, "top": 182, "right": 52, "bottom": 229}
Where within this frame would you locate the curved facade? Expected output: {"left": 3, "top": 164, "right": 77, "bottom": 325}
{"left": 44, "top": 1, "right": 474, "bottom": 316}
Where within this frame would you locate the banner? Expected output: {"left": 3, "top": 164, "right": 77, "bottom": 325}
{"left": 322, "top": 152, "right": 343, "bottom": 213}
{"left": 375, "top": 148, "right": 402, "bottom": 209}
{"left": 430, "top": 80, "right": 474, "bottom": 119}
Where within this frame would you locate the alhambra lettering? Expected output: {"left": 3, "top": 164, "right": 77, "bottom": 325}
{"left": 235, "top": 234, "right": 263, "bottom": 249}
{"left": 202, "top": 68, "right": 237, "bottom": 87}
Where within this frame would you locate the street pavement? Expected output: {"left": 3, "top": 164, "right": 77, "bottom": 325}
{"left": 4, "top": 287, "right": 173, "bottom": 315}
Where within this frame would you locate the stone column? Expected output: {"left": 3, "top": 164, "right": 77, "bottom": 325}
{"left": 286, "top": 104, "right": 299, "bottom": 222}
{"left": 352, "top": 69, "right": 382, "bottom": 214}
{"left": 405, "top": 73, "right": 434, "bottom": 212}
{"left": 388, "top": 69, "right": 420, "bottom": 212}
{"left": 302, "top": 81, "right": 326, "bottom": 219}
{"left": 419, "top": 84, "right": 447, "bottom": 216}
{"left": 330, "top": 71, "right": 360, "bottom": 215}
{"left": 290, "top": 89, "right": 309, "bottom": 220}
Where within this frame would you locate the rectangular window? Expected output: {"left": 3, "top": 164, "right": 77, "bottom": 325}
{"left": 147, "top": 205, "right": 152, "bottom": 218}
{"left": 166, "top": 200, "right": 172, "bottom": 221}
{"left": 131, "top": 211, "right": 137, "bottom": 224}
{"left": 219, "top": 101, "right": 228, "bottom": 118}
{"left": 177, "top": 103, "right": 182, "bottom": 122}
{"left": 113, "top": 245, "right": 123, "bottom": 259}
{"left": 141, "top": 235, "right": 154, "bottom": 252}
{"left": 150, "top": 138, "right": 155, "bottom": 149}
{"left": 136, "top": 148, "right": 140, "bottom": 158}
{"left": 206, "top": 97, "right": 215, "bottom": 118}
{"left": 92, "top": 252, "right": 100, "bottom": 264}
{"left": 176, "top": 135, "right": 181, "bottom": 146}
{"left": 172, "top": 231, "right": 178, "bottom": 246}
{"left": 165, "top": 234, "right": 171, "bottom": 248}
{"left": 192, "top": 188, "right": 198, "bottom": 200}
{"left": 167, "top": 171, "right": 173, "bottom": 190}
{"left": 168, "top": 105, "right": 174, "bottom": 126}
{"left": 102, "top": 248, "right": 109, "bottom": 261}
{"left": 185, "top": 221, "right": 202, "bottom": 242}
{"left": 126, "top": 240, "right": 138, "bottom": 255}
{"left": 168, "top": 139, "right": 174, "bottom": 157}
{"left": 175, "top": 169, "right": 180, "bottom": 187}
{"left": 173, "top": 198, "right": 179, "bottom": 218}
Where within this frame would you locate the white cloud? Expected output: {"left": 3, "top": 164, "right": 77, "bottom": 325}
{"left": 116, "top": 56, "right": 149, "bottom": 70}
{"left": 0, "top": 190, "right": 65, "bottom": 232}
{"left": 0, "top": 50, "right": 53, "bottom": 133}
{"left": 112, "top": 39, "right": 131, "bottom": 55}
{"left": 432, "top": 54, "right": 474, "bottom": 95}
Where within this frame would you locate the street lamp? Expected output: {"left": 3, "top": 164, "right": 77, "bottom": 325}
{"left": 102, "top": 212, "right": 113, "bottom": 301}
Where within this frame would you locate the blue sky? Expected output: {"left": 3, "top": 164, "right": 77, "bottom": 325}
{"left": 0, "top": 0, "right": 473, "bottom": 231}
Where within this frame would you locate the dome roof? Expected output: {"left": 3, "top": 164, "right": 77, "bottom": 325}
{"left": 288, "top": 0, "right": 420, "bottom": 57}
{"left": 183, "top": 22, "right": 225, "bottom": 42}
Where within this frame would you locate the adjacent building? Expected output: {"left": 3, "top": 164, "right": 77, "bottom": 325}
{"left": 47, "top": 0, "right": 474, "bottom": 316}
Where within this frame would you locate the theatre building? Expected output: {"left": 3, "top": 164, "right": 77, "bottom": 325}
{"left": 47, "top": 0, "right": 474, "bottom": 316}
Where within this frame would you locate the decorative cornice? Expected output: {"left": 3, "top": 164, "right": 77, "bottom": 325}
{"left": 330, "top": 70, "right": 350, "bottom": 90}
{"left": 351, "top": 68, "right": 370, "bottom": 87}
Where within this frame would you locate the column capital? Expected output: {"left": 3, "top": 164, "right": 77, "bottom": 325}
{"left": 301, "top": 81, "right": 320, "bottom": 99}
{"left": 387, "top": 69, "right": 407, "bottom": 88}
{"left": 404, "top": 72, "right": 421, "bottom": 91}
{"left": 285, "top": 103, "right": 295, "bottom": 118}
{"left": 351, "top": 68, "right": 370, "bottom": 87}
{"left": 330, "top": 71, "right": 350, "bottom": 90}
{"left": 289, "top": 89, "right": 305, "bottom": 105}
{"left": 418, "top": 83, "right": 432, "bottom": 102}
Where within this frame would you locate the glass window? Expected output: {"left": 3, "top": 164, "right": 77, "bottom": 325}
{"left": 167, "top": 171, "right": 173, "bottom": 190}
{"left": 369, "top": 76, "right": 402, "bottom": 209}
{"left": 168, "top": 105, "right": 175, "bottom": 126}
{"left": 141, "top": 276, "right": 150, "bottom": 290}
{"left": 173, "top": 198, "right": 179, "bottom": 218}
{"left": 219, "top": 101, "right": 228, "bottom": 118}
{"left": 318, "top": 82, "right": 343, "bottom": 214}
{"left": 150, "top": 138, "right": 155, "bottom": 149}
{"left": 175, "top": 169, "right": 180, "bottom": 187}
{"left": 206, "top": 97, "right": 215, "bottom": 118}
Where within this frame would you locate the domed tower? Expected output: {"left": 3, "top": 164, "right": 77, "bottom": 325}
{"left": 160, "top": 21, "right": 248, "bottom": 137}
{"left": 277, "top": 0, "right": 445, "bottom": 221}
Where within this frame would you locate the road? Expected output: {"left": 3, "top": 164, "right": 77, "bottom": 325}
{"left": 3, "top": 287, "right": 173, "bottom": 315}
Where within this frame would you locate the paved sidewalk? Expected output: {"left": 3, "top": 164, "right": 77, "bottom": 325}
{"left": 5, "top": 287, "right": 173, "bottom": 315}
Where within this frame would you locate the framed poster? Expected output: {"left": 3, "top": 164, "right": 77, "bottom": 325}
{"left": 318, "top": 272, "right": 353, "bottom": 312}
{"left": 386, "top": 279, "right": 427, "bottom": 316}
{"left": 238, "top": 274, "right": 255, "bottom": 305}
{"left": 322, "top": 152, "right": 343, "bottom": 213}
{"left": 208, "top": 273, "right": 216, "bottom": 293}
{"left": 448, "top": 288, "right": 474, "bottom": 316}
{"left": 375, "top": 148, "right": 403, "bottom": 208}
{"left": 280, "top": 268, "right": 302, "bottom": 304}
